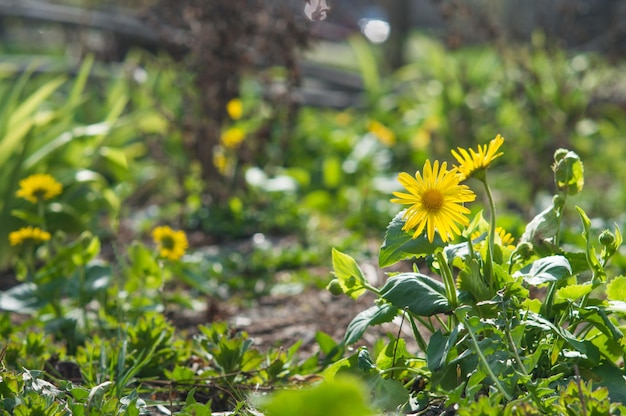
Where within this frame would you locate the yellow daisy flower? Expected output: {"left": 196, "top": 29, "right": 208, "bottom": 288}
{"left": 220, "top": 127, "right": 245, "bottom": 149}
{"left": 391, "top": 160, "right": 477, "bottom": 242}
{"left": 226, "top": 98, "right": 243, "bottom": 120}
{"left": 152, "top": 226, "right": 188, "bottom": 261}
{"left": 16, "top": 174, "right": 63, "bottom": 203}
{"left": 451, "top": 134, "right": 505, "bottom": 180}
{"left": 9, "top": 226, "right": 51, "bottom": 246}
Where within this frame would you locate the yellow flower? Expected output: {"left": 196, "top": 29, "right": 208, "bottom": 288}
{"left": 213, "top": 153, "right": 228, "bottom": 175}
{"left": 391, "top": 160, "right": 477, "bottom": 242}
{"left": 220, "top": 127, "right": 245, "bottom": 149}
{"left": 471, "top": 227, "right": 515, "bottom": 250}
{"left": 16, "top": 174, "right": 63, "bottom": 203}
{"left": 9, "top": 226, "right": 51, "bottom": 246}
{"left": 226, "top": 98, "right": 243, "bottom": 120}
{"left": 368, "top": 120, "right": 396, "bottom": 146}
{"left": 451, "top": 134, "right": 504, "bottom": 180}
{"left": 152, "top": 226, "right": 188, "bottom": 261}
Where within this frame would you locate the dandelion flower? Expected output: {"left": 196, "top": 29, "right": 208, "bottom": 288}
{"left": 9, "top": 226, "right": 51, "bottom": 246}
{"left": 391, "top": 160, "right": 476, "bottom": 242}
{"left": 152, "top": 226, "right": 188, "bottom": 261}
{"left": 16, "top": 174, "right": 63, "bottom": 203}
{"left": 226, "top": 98, "right": 243, "bottom": 120}
{"left": 451, "top": 135, "right": 504, "bottom": 180}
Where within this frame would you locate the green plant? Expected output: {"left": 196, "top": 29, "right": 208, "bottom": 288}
{"left": 328, "top": 138, "right": 626, "bottom": 412}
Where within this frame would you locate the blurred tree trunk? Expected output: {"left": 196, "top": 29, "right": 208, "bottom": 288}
{"left": 381, "top": 0, "right": 411, "bottom": 70}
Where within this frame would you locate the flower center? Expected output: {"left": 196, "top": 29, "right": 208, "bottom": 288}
{"left": 161, "top": 236, "right": 175, "bottom": 250}
{"left": 422, "top": 189, "right": 444, "bottom": 212}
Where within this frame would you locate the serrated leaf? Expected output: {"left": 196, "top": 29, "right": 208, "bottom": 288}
{"left": 380, "top": 273, "right": 451, "bottom": 316}
{"left": 606, "top": 276, "right": 626, "bottom": 302}
{"left": 556, "top": 283, "right": 593, "bottom": 303}
{"left": 379, "top": 210, "right": 445, "bottom": 268}
{"left": 331, "top": 248, "right": 367, "bottom": 299}
{"left": 344, "top": 304, "right": 398, "bottom": 345}
{"left": 513, "top": 255, "right": 572, "bottom": 285}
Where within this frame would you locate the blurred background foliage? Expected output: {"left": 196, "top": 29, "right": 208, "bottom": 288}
{"left": 1, "top": 0, "right": 625, "bottom": 274}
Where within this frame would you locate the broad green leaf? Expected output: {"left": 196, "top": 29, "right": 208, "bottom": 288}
{"left": 556, "top": 283, "right": 593, "bottom": 303}
{"left": 379, "top": 210, "right": 445, "bottom": 268}
{"left": 331, "top": 248, "right": 367, "bottom": 299}
{"left": 512, "top": 255, "right": 572, "bottom": 285}
{"left": 344, "top": 303, "right": 398, "bottom": 345}
{"left": 380, "top": 273, "right": 451, "bottom": 316}
{"left": 606, "top": 275, "right": 626, "bottom": 302}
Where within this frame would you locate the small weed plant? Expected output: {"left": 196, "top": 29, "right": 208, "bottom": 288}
{"left": 327, "top": 137, "right": 626, "bottom": 413}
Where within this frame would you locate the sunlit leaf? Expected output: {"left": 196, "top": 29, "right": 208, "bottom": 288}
{"left": 331, "top": 248, "right": 367, "bottom": 299}
{"left": 606, "top": 275, "right": 626, "bottom": 302}
{"left": 556, "top": 283, "right": 593, "bottom": 303}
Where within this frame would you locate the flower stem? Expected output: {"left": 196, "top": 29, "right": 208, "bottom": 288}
{"left": 436, "top": 250, "right": 457, "bottom": 309}
{"left": 481, "top": 177, "right": 497, "bottom": 290}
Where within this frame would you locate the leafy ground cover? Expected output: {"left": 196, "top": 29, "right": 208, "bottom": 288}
{"left": 1, "top": 25, "right": 626, "bottom": 414}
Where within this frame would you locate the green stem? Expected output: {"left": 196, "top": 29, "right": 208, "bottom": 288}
{"left": 407, "top": 313, "right": 429, "bottom": 354}
{"left": 436, "top": 250, "right": 457, "bottom": 309}
{"left": 457, "top": 311, "right": 512, "bottom": 401}
{"left": 481, "top": 177, "right": 496, "bottom": 290}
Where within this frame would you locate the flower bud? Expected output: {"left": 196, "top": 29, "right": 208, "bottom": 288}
{"left": 553, "top": 148, "right": 569, "bottom": 163}
{"left": 327, "top": 279, "right": 344, "bottom": 296}
{"left": 514, "top": 242, "right": 533, "bottom": 260}
{"left": 599, "top": 230, "right": 616, "bottom": 248}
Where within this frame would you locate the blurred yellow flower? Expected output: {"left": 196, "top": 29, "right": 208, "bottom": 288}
{"left": 213, "top": 153, "right": 228, "bottom": 175}
{"left": 152, "top": 226, "right": 188, "bottom": 261}
{"left": 451, "top": 135, "right": 504, "bottom": 180}
{"left": 9, "top": 226, "right": 51, "bottom": 246}
{"left": 226, "top": 98, "right": 243, "bottom": 120}
{"left": 221, "top": 127, "right": 245, "bottom": 149}
{"left": 391, "top": 160, "right": 476, "bottom": 242}
{"left": 16, "top": 174, "right": 62, "bottom": 203}
{"left": 368, "top": 120, "right": 396, "bottom": 146}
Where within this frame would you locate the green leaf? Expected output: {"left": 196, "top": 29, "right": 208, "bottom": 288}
{"left": 380, "top": 273, "right": 451, "bottom": 316}
{"left": 344, "top": 304, "right": 398, "bottom": 345}
{"left": 426, "top": 327, "right": 460, "bottom": 372}
{"left": 520, "top": 205, "right": 559, "bottom": 254}
{"left": 606, "top": 276, "right": 626, "bottom": 302}
{"left": 260, "top": 375, "right": 375, "bottom": 416}
{"left": 331, "top": 248, "right": 367, "bottom": 299}
{"left": 512, "top": 255, "right": 572, "bottom": 285}
{"left": 576, "top": 206, "right": 605, "bottom": 281}
{"left": 556, "top": 283, "right": 593, "bottom": 303}
{"left": 368, "top": 376, "right": 409, "bottom": 412}
{"left": 379, "top": 210, "right": 445, "bottom": 268}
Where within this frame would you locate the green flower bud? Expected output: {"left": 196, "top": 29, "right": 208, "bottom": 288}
{"left": 599, "top": 230, "right": 616, "bottom": 248}
{"left": 553, "top": 148, "right": 569, "bottom": 163}
{"left": 514, "top": 242, "right": 533, "bottom": 259}
{"left": 327, "top": 279, "right": 344, "bottom": 296}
